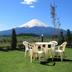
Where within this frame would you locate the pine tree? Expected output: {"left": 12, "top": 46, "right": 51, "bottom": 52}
{"left": 11, "top": 29, "right": 17, "bottom": 50}
{"left": 66, "top": 29, "right": 72, "bottom": 48}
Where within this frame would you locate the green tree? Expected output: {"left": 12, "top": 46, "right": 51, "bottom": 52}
{"left": 11, "top": 29, "right": 17, "bottom": 50}
{"left": 58, "top": 31, "right": 65, "bottom": 45}
{"left": 66, "top": 29, "right": 72, "bottom": 48}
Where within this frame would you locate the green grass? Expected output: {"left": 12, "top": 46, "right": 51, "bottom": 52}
{"left": 0, "top": 48, "right": 72, "bottom": 72}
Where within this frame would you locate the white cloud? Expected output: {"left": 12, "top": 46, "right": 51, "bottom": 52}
{"left": 30, "top": 5, "right": 35, "bottom": 8}
{"left": 21, "top": 0, "right": 37, "bottom": 8}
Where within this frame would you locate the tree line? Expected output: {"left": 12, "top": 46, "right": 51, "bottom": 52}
{"left": 11, "top": 28, "right": 72, "bottom": 50}
{"left": 58, "top": 29, "right": 72, "bottom": 48}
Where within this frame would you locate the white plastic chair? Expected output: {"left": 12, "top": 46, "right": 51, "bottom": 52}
{"left": 54, "top": 42, "right": 67, "bottom": 61}
{"left": 28, "top": 43, "right": 44, "bottom": 62}
{"left": 35, "top": 44, "right": 44, "bottom": 62}
{"left": 48, "top": 41, "right": 58, "bottom": 60}
{"left": 23, "top": 41, "right": 34, "bottom": 63}
{"left": 23, "top": 41, "right": 29, "bottom": 56}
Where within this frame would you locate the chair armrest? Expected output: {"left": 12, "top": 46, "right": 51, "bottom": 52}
{"left": 55, "top": 45, "right": 61, "bottom": 50}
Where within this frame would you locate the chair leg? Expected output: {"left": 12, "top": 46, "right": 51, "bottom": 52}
{"left": 51, "top": 51, "right": 55, "bottom": 61}
{"left": 60, "top": 53, "right": 63, "bottom": 62}
{"left": 52, "top": 54, "right": 54, "bottom": 61}
{"left": 25, "top": 51, "right": 26, "bottom": 56}
{"left": 38, "top": 54, "right": 42, "bottom": 62}
{"left": 29, "top": 49, "right": 33, "bottom": 63}
{"left": 30, "top": 54, "right": 32, "bottom": 63}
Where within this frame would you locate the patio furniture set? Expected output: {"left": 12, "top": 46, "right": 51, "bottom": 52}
{"left": 23, "top": 41, "right": 67, "bottom": 63}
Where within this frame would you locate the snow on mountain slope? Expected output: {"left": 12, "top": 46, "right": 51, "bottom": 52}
{"left": 19, "top": 19, "right": 48, "bottom": 28}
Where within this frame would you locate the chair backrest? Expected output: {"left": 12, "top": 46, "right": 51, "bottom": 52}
{"left": 23, "top": 41, "right": 29, "bottom": 51}
{"left": 49, "top": 41, "right": 58, "bottom": 46}
{"left": 49, "top": 41, "right": 58, "bottom": 50}
{"left": 60, "top": 42, "right": 67, "bottom": 52}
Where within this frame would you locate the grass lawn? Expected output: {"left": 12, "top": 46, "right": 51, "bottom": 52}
{"left": 0, "top": 48, "right": 72, "bottom": 72}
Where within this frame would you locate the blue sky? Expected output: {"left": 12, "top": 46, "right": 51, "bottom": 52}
{"left": 0, "top": 0, "right": 72, "bottom": 31}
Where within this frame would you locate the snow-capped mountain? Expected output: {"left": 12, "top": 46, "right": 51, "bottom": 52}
{"left": 19, "top": 19, "right": 48, "bottom": 28}
{"left": 0, "top": 19, "right": 66, "bottom": 36}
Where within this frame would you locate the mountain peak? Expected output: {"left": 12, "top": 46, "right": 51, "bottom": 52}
{"left": 19, "top": 19, "right": 48, "bottom": 28}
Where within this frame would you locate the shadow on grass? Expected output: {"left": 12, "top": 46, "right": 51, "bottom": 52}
{"left": 40, "top": 58, "right": 55, "bottom": 66}
{"left": 40, "top": 58, "right": 72, "bottom": 66}
{"left": 0, "top": 48, "right": 9, "bottom": 52}
{"left": 0, "top": 47, "right": 25, "bottom": 52}
{"left": 53, "top": 58, "right": 72, "bottom": 62}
